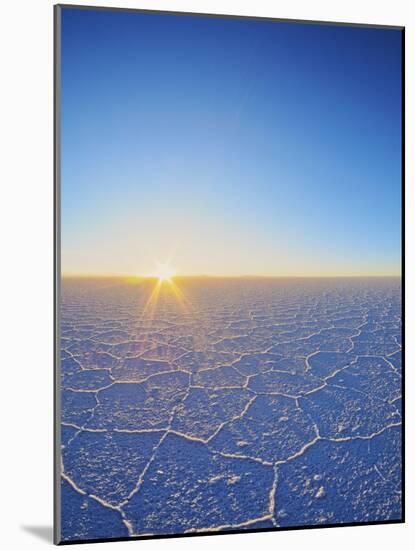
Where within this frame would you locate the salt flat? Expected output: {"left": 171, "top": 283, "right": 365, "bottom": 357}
{"left": 59, "top": 277, "right": 402, "bottom": 541}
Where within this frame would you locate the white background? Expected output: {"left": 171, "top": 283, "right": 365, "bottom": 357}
{"left": 0, "top": 0, "right": 412, "bottom": 548}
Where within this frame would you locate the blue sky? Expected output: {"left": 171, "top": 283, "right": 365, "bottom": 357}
{"left": 61, "top": 7, "right": 402, "bottom": 276}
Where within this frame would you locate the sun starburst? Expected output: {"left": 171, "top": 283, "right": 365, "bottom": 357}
{"left": 153, "top": 263, "right": 176, "bottom": 283}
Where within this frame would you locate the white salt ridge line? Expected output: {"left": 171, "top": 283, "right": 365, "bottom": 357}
{"left": 246, "top": 388, "right": 301, "bottom": 399}
{"left": 107, "top": 369, "right": 190, "bottom": 387}
{"left": 113, "top": 427, "right": 167, "bottom": 434}
{"left": 268, "top": 464, "right": 279, "bottom": 526}
{"left": 61, "top": 421, "right": 107, "bottom": 434}
{"left": 111, "top": 370, "right": 182, "bottom": 385}
{"left": 323, "top": 422, "right": 401, "bottom": 442}
{"left": 389, "top": 395, "right": 402, "bottom": 405}
{"left": 61, "top": 471, "right": 86, "bottom": 496}
{"left": 210, "top": 449, "right": 273, "bottom": 467}
{"left": 387, "top": 346, "right": 402, "bottom": 358}
{"left": 184, "top": 514, "right": 274, "bottom": 534}
{"left": 62, "top": 422, "right": 169, "bottom": 435}
{"left": 190, "top": 384, "right": 246, "bottom": 391}
{"left": 61, "top": 421, "right": 82, "bottom": 430}
{"left": 301, "top": 382, "right": 328, "bottom": 396}
{"left": 167, "top": 429, "right": 210, "bottom": 444}
{"left": 275, "top": 435, "right": 321, "bottom": 466}
{"left": 305, "top": 350, "right": 321, "bottom": 372}
{"left": 63, "top": 382, "right": 114, "bottom": 393}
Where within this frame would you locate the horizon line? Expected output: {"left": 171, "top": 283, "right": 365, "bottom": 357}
{"left": 61, "top": 273, "right": 402, "bottom": 280}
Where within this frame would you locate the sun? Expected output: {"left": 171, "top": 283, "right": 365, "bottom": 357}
{"left": 153, "top": 263, "right": 177, "bottom": 283}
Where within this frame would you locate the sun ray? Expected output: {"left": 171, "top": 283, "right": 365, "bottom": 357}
{"left": 142, "top": 278, "right": 162, "bottom": 317}
{"left": 165, "top": 278, "right": 193, "bottom": 312}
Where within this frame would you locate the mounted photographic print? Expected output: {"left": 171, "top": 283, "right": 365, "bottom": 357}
{"left": 54, "top": 4, "right": 404, "bottom": 544}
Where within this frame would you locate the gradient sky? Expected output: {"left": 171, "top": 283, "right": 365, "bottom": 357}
{"left": 60, "top": 8, "right": 402, "bottom": 277}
